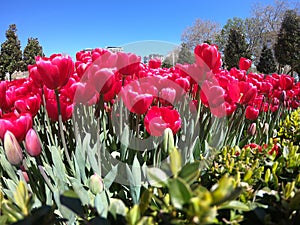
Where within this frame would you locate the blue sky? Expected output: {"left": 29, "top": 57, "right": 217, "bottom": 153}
{"left": 0, "top": 0, "right": 282, "bottom": 59}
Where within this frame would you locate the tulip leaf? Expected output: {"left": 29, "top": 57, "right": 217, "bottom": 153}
{"left": 60, "top": 191, "right": 84, "bottom": 218}
{"left": 103, "top": 165, "right": 118, "bottom": 189}
{"left": 94, "top": 191, "right": 109, "bottom": 217}
{"left": 168, "top": 177, "right": 192, "bottom": 209}
{"left": 126, "top": 158, "right": 141, "bottom": 205}
{"left": 68, "top": 177, "right": 89, "bottom": 206}
{"left": 109, "top": 198, "right": 127, "bottom": 218}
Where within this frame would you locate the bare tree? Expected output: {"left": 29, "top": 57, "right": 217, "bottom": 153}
{"left": 246, "top": 0, "right": 298, "bottom": 62}
{"left": 181, "top": 19, "right": 221, "bottom": 50}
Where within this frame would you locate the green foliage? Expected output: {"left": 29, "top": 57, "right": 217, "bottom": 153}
{"left": 224, "top": 28, "right": 251, "bottom": 69}
{"left": 23, "top": 38, "right": 43, "bottom": 70}
{"left": 278, "top": 108, "right": 300, "bottom": 145}
{"left": 256, "top": 44, "right": 277, "bottom": 74}
{"left": 274, "top": 9, "right": 300, "bottom": 74}
{"left": 215, "top": 17, "right": 246, "bottom": 53}
{"left": 177, "top": 43, "right": 194, "bottom": 64}
{"left": 161, "top": 57, "right": 173, "bottom": 68}
{"left": 0, "top": 24, "right": 25, "bottom": 80}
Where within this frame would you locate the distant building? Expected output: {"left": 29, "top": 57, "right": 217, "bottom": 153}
{"left": 106, "top": 46, "right": 124, "bottom": 53}
{"left": 143, "top": 54, "right": 165, "bottom": 64}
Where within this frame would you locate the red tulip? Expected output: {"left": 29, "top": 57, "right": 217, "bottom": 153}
{"left": 121, "top": 80, "right": 153, "bottom": 115}
{"left": 0, "top": 112, "right": 32, "bottom": 142}
{"left": 245, "top": 106, "right": 259, "bottom": 120}
{"left": 14, "top": 94, "right": 41, "bottom": 116}
{"left": 36, "top": 54, "right": 74, "bottom": 90}
{"left": 194, "top": 43, "right": 222, "bottom": 72}
{"left": 116, "top": 52, "right": 141, "bottom": 75}
{"left": 144, "top": 106, "right": 181, "bottom": 136}
{"left": 0, "top": 81, "right": 8, "bottom": 110}
{"left": 4, "top": 131, "right": 23, "bottom": 165}
{"left": 91, "top": 68, "right": 115, "bottom": 95}
{"left": 28, "top": 64, "right": 43, "bottom": 87}
{"left": 238, "top": 82, "right": 257, "bottom": 104}
{"left": 279, "top": 74, "right": 294, "bottom": 90}
{"left": 46, "top": 97, "right": 73, "bottom": 122}
{"left": 148, "top": 58, "right": 161, "bottom": 69}
{"left": 200, "top": 81, "right": 225, "bottom": 108}
{"left": 239, "top": 57, "right": 252, "bottom": 71}
{"left": 25, "top": 129, "right": 42, "bottom": 157}
{"left": 71, "top": 82, "right": 98, "bottom": 104}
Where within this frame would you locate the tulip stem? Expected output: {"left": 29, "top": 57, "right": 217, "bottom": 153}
{"left": 195, "top": 84, "right": 202, "bottom": 126}
{"left": 41, "top": 88, "right": 55, "bottom": 145}
{"left": 55, "top": 89, "right": 73, "bottom": 172}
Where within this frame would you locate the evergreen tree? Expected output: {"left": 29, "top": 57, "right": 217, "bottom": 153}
{"left": 23, "top": 37, "right": 43, "bottom": 70}
{"left": 224, "top": 28, "right": 251, "bottom": 69}
{"left": 177, "top": 43, "right": 194, "bottom": 64}
{"left": 0, "top": 24, "right": 24, "bottom": 80}
{"left": 162, "top": 57, "right": 173, "bottom": 68}
{"left": 256, "top": 44, "right": 277, "bottom": 74}
{"left": 274, "top": 10, "right": 300, "bottom": 74}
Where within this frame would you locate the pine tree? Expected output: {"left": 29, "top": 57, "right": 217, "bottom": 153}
{"left": 177, "top": 43, "right": 194, "bottom": 64}
{"left": 256, "top": 45, "right": 277, "bottom": 74}
{"left": 274, "top": 10, "right": 300, "bottom": 74}
{"left": 23, "top": 37, "right": 43, "bottom": 70}
{"left": 0, "top": 24, "right": 24, "bottom": 80}
{"left": 224, "top": 28, "right": 251, "bottom": 69}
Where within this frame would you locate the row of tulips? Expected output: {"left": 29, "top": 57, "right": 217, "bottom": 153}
{"left": 0, "top": 43, "right": 299, "bottom": 164}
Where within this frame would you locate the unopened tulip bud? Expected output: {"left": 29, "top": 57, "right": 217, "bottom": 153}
{"left": 264, "top": 168, "right": 271, "bottom": 183}
{"left": 89, "top": 173, "right": 104, "bottom": 195}
{"left": 25, "top": 129, "right": 42, "bottom": 157}
{"left": 4, "top": 131, "right": 23, "bottom": 165}
{"left": 163, "top": 128, "right": 174, "bottom": 154}
{"left": 247, "top": 123, "right": 256, "bottom": 136}
{"left": 280, "top": 90, "right": 286, "bottom": 103}
{"left": 263, "top": 123, "right": 269, "bottom": 135}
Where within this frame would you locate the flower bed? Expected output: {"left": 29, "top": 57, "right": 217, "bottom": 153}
{"left": 0, "top": 43, "right": 299, "bottom": 224}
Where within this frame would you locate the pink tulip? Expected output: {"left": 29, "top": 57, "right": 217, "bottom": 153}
{"left": 25, "top": 129, "right": 42, "bottom": 157}
{"left": 4, "top": 131, "right": 23, "bottom": 165}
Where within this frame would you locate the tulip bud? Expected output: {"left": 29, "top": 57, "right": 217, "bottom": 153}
{"left": 264, "top": 168, "right": 271, "bottom": 183}
{"left": 25, "top": 129, "right": 42, "bottom": 157}
{"left": 247, "top": 123, "right": 256, "bottom": 136}
{"left": 4, "top": 131, "right": 23, "bottom": 165}
{"left": 89, "top": 173, "right": 104, "bottom": 195}
{"left": 163, "top": 128, "right": 174, "bottom": 154}
{"left": 263, "top": 123, "right": 269, "bottom": 135}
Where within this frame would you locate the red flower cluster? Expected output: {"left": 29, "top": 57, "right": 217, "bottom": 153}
{"left": 1, "top": 43, "right": 299, "bottom": 142}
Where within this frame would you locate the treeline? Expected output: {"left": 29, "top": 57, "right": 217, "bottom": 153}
{"left": 0, "top": 24, "right": 43, "bottom": 80}
{"left": 165, "top": 1, "right": 300, "bottom": 75}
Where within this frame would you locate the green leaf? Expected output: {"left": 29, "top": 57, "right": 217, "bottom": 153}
{"left": 94, "top": 191, "right": 109, "bottom": 217}
{"left": 126, "top": 161, "right": 141, "bottom": 205}
{"left": 168, "top": 177, "right": 192, "bottom": 209}
{"left": 87, "top": 145, "right": 101, "bottom": 176}
{"left": 218, "top": 200, "right": 250, "bottom": 211}
{"left": 147, "top": 168, "right": 169, "bottom": 187}
{"left": 178, "top": 162, "right": 200, "bottom": 185}
{"left": 13, "top": 182, "right": 30, "bottom": 216}
{"left": 68, "top": 177, "right": 89, "bottom": 206}
{"left": 0, "top": 216, "right": 8, "bottom": 225}
{"left": 51, "top": 146, "right": 67, "bottom": 184}
{"left": 103, "top": 165, "right": 118, "bottom": 189}
{"left": 126, "top": 205, "right": 140, "bottom": 225}
{"left": 139, "top": 189, "right": 152, "bottom": 214}
{"left": 109, "top": 198, "right": 127, "bottom": 218}
{"left": 60, "top": 192, "right": 84, "bottom": 217}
